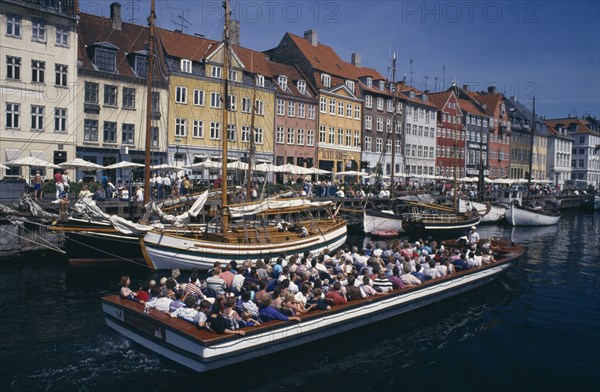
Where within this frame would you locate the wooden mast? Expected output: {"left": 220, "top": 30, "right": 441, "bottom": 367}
{"left": 526, "top": 96, "right": 536, "bottom": 201}
{"left": 221, "top": 0, "right": 231, "bottom": 232}
{"left": 390, "top": 52, "right": 397, "bottom": 194}
{"left": 246, "top": 82, "right": 257, "bottom": 201}
{"left": 143, "top": 0, "right": 156, "bottom": 205}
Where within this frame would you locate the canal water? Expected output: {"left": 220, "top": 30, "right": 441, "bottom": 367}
{"left": 0, "top": 210, "right": 598, "bottom": 391}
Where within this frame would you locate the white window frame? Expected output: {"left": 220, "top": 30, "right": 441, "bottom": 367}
{"left": 193, "top": 89, "right": 205, "bottom": 106}
{"left": 181, "top": 59, "right": 192, "bottom": 73}
{"left": 175, "top": 86, "right": 188, "bottom": 104}
{"left": 193, "top": 120, "right": 204, "bottom": 138}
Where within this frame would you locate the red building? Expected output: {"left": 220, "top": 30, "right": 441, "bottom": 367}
{"left": 429, "top": 89, "right": 465, "bottom": 179}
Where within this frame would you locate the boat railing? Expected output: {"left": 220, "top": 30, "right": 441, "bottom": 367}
{"left": 403, "top": 213, "right": 460, "bottom": 222}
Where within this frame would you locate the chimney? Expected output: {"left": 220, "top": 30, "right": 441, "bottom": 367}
{"left": 462, "top": 84, "right": 469, "bottom": 91}
{"left": 351, "top": 53, "right": 361, "bottom": 68}
{"left": 229, "top": 20, "right": 240, "bottom": 47}
{"left": 487, "top": 86, "right": 497, "bottom": 94}
{"left": 304, "top": 29, "right": 318, "bottom": 47}
{"left": 110, "top": 2, "right": 122, "bottom": 31}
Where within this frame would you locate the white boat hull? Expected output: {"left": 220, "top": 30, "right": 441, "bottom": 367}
{"left": 141, "top": 225, "right": 348, "bottom": 270}
{"left": 102, "top": 246, "right": 521, "bottom": 372}
{"left": 363, "top": 211, "right": 403, "bottom": 233}
{"left": 505, "top": 204, "right": 560, "bottom": 226}
{"left": 459, "top": 200, "right": 506, "bottom": 223}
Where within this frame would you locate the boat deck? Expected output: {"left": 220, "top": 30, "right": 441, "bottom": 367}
{"left": 103, "top": 239, "right": 523, "bottom": 345}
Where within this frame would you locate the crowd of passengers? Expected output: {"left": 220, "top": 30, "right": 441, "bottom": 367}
{"left": 119, "top": 235, "right": 498, "bottom": 336}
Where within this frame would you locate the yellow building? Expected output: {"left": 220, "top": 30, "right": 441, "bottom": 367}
{"left": 159, "top": 29, "right": 275, "bottom": 171}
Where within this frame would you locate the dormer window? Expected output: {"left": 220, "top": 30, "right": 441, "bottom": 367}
{"left": 181, "top": 59, "right": 192, "bottom": 73}
{"left": 278, "top": 75, "right": 288, "bottom": 90}
{"left": 256, "top": 74, "right": 264, "bottom": 87}
{"left": 321, "top": 74, "right": 331, "bottom": 88}
{"left": 91, "top": 43, "right": 119, "bottom": 73}
{"left": 378, "top": 80, "right": 385, "bottom": 91}
{"left": 133, "top": 55, "right": 147, "bottom": 78}
{"left": 389, "top": 83, "right": 395, "bottom": 93}
{"left": 297, "top": 80, "right": 306, "bottom": 94}
{"left": 228, "top": 69, "right": 238, "bottom": 82}
{"left": 409, "top": 91, "right": 415, "bottom": 99}
{"left": 422, "top": 94, "right": 428, "bottom": 102}
{"left": 366, "top": 77, "right": 373, "bottom": 88}
{"left": 345, "top": 80, "right": 355, "bottom": 93}
{"left": 211, "top": 65, "right": 222, "bottom": 79}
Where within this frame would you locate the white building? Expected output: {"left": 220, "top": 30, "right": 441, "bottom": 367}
{"left": 1, "top": 0, "right": 79, "bottom": 183}
{"left": 544, "top": 120, "right": 574, "bottom": 188}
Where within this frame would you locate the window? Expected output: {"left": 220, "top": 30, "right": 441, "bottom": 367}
{"left": 321, "top": 74, "right": 331, "bottom": 88}
{"left": 277, "top": 99, "right": 285, "bottom": 116}
{"left": 103, "top": 121, "right": 116, "bottom": 143}
{"left": 329, "top": 99, "right": 335, "bottom": 114}
{"left": 298, "top": 80, "right": 306, "bottom": 94}
{"left": 122, "top": 123, "right": 135, "bottom": 144}
{"left": 84, "top": 82, "right": 99, "bottom": 104}
{"left": 288, "top": 101, "right": 295, "bottom": 117}
{"left": 376, "top": 138, "right": 383, "bottom": 153}
{"left": 84, "top": 119, "right": 98, "bottom": 141}
{"left": 175, "top": 86, "right": 187, "bottom": 104}
{"left": 181, "top": 59, "right": 192, "bottom": 73}
{"left": 346, "top": 103, "right": 352, "bottom": 118}
{"left": 242, "top": 97, "right": 251, "bottom": 113}
{"left": 354, "top": 131, "right": 360, "bottom": 147}
{"left": 298, "top": 103, "right": 306, "bottom": 118}
{"left": 276, "top": 126, "right": 285, "bottom": 144}
{"left": 55, "top": 25, "right": 69, "bottom": 47}
{"left": 365, "top": 115, "right": 372, "bottom": 130}
{"left": 6, "top": 56, "right": 21, "bottom": 80}
{"left": 319, "top": 126, "right": 326, "bottom": 143}
{"left": 255, "top": 100, "right": 264, "bottom": 115}
{"left": 54, "top": 108, "right": 67, "bottom": 132}
{"left": 287, "top": 128, "right": 295, "bottom": 145}
{"left": 193, "top": 120, "right": 204, "bottom": 138}
{"left": 31, "top": 18, "right": 46, "bottom": 42}
{"left": 378, "top": 80, "right": 385, "bottom": 91}
{"left": 376, "top": 118, "right": 383, "bottom": 132}
{"left": 175, "top": 118, "right": 187, "bottom": 137}
{"left": 151, "top": 92, "right": 160, "bottom": 113}
{"left": 210, "top": 92, "right": 221, "bottom": 108}
{"left": 345, "top": 80, "right": 355, "bottom": 93}
{"left": 320, "top": 97, "right": 327, "bottom": 113}
{"left": 278, "top": 76, "right": 288, "bottom": 90}
{"left": 387, "top": 99, "right": 394, "bottom": 112}
{"left": 6, "top": 14, "right": 21, "bottom": 37}
{"left": 376, "top": 97, "right": 384, "bottom": 111}
{"left": 254, "top": 128, "right": 264, "bottom": 144}
{"left": 346, "top": 130, "right": 352, "bottom": 146}
{"left": 227, "top": 95, "right": 237, "bottom": 111}
{"left": 31, "top": 60, "right": 45, "bottom": 83}
{"left": 191, "top": 89, "right": 204, "bottom": 106}
{"left": 31, "top": 105, "right": 44, "bottom": 131}
{"left": 211, "top": 65, "right": 222, "bottom": 79}
{"left": 338, "top": 102, "right": 344, "bottom": 116}
{"left": 386, "top": 140, "right": 392, "bottom": 153}
{"left": 227, "top": 124, "right": 236, "bottom": 141}
{"left": 308, "top": 104, "right": 315, "bottom": 119}
{"left": 241, "top": 126, "right": 250, "bottom": 143}
{"left": 123, "top": 87, "right": 136, "bottom": 108}
{"left": 365, "top": 136, "right": 372, "bottom": 151}
{"left": 94, "top": 48, "right": 116, "bottom": 72}
{"left": 256, "top": 75, "right": 264, "bottom": 87}
{"left": 228, "top": 69, "right": 238, "bottom": 82}
{"left": 104, "top": 85, "right": 117, "bottom": 106}
{"left": 307, "top": 129, "right": 314, "bottom": 146}
{"left": 55, "top": 64, "right": 68, "bottom": 86}
{"left": 366, "top": 77, "right": 373, "bottom": 87}
{"left": 337, "top": 128, "right": 344, "bottom": 145}
{"left": 355, "top": 105, "right": 361, "bottom": 119}
{"left": 151, "top": 127, "right": 159, "bottom": 147}
{"left": 365, "top": 95, "right": 373, "bottom": 108}
{"left": 328, "top": 127, "right": 335, "bottom": 144}
{"left": 210, "top": 122, "right": 220, "bottom": 140}
{"left": 297, "top": 129, "right": 305, "bottom": 145}
{"left": 134, "top": 55, "right": 148, "bottom": 77}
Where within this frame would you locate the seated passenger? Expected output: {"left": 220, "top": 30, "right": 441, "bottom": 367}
{"left": 240, "top": 289, "right": 260, "bottom": 318}
{"left": 360, "top": 276, "right": 383, "bottom": 296}
{"left": 206, "top": 300, "right": 246, "bottom": 336}
{"left": 144, "top": 287, "right": 173, "bottom": 312}
{"left": 423, "top": 257, "right": 441, "bottom": 280}
{"left": 411, "top": 263, "right": 430, "bottom": 281}
{"left": 325, "top": 282, "right": 348, "bottom": 305}
{"left": 283, "top": 293, "right": 316, "bottom": 315}
{"left": 168, "top": 289, "right": 186, "bottom": 312}
{"left": 195, "top": 300, "right": 212, "bottom": 328}
{"left": 345, "top": 275, "right": 367, "bottom": 300}
{"left": 257, "top": 295, "right": 302, "bottom": 322}
{"left": 222, "top": 297, "right": 242, "bottom": 330}
{"left": 372, "top": 270, "right": 394, "bottom": 293}
{"left": 170, "top": 296, "right": 199, "bottom": 323}
{"left": 241, "top": 311, "right": 261, "bottom": 327}
{"left": 452, "top": 253, "right": 470, "bottom": 271}
{"left": 388, "top": 266, "right": 405, "bottom": 290}
{"left": 119, "top": 275, "right": 137, "bottom": 300}
{"left": 299, "top": 226, "right": 309, "bottom": 238}
{"left": 400, "top": 263, "right": 422, "bottom": 286}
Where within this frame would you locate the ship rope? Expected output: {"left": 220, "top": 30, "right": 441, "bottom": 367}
{"left": 0, "top": 226, "right": 65, "bottom": 254}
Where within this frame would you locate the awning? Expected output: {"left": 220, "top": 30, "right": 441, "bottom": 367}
{"left": 5, "top": 149, "right": 21, "bottom": 161}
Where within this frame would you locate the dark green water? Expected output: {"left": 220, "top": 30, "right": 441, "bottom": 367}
{"left": 1, "top": 210, "right": 598, "bottom": 391}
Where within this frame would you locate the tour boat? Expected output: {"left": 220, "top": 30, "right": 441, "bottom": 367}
{"left": 102, "top": 238, "right": 524, "bottom": 372}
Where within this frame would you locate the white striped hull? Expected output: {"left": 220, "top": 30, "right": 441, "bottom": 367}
{"left": 142, "top": 225, "right": 348, "bottom": 270}
{"left": 505, "top": 204, "right": 560, "bottom": 226}
{"left": 459, "top": 200, "right": 506, "bottom": 223}
{"left": 363, "top": 211, "right": 403, "bottom": 233}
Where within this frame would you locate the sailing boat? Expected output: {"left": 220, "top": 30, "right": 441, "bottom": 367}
{"left": 139, "top": 0, "right": 347, "bottom": 270}
{"left": 505, "top": 97, "right": 560, "bottom": 226}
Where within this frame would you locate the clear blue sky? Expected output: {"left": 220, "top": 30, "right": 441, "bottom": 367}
{"left": 81, "top": 0, "right": 600, "bottom": 119}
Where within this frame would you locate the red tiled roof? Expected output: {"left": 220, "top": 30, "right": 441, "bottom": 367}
{"left": 545, "top": 118, "right": 598, "bottom": 135}
{"left": 78, "top": 13, "right": 166, "bottom": 81}
{"left": 428, "top": 91, "right": 453, "bottom": 110}
{"left": 267, "top": 62, "right": 317, "bottom": 98}
{"left": 458, "top": 98, "right": 488, "bottom": 117}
